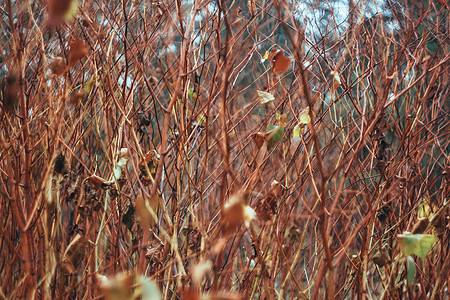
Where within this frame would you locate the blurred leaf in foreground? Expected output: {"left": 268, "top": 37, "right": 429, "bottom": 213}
{"left": 97, "top": 272, "right": 161, "bottom": 300}
{"left": 68, "top": 39, "right": 88, "bottom": 67}
{"left": 47, "top": 0, "right": 79, "bottom": 24}
{"left": 407, "top": 256, "right": 416, "bottom": 286}
{"left": 397, "top": 233, "right": 435, "bottom": 259}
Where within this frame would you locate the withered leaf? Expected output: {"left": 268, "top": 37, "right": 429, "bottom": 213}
{"left": 252, "top": 132, "right": 265, "bottom": 149}
{"left": 47, "top": 0, "right": 78, "bottom": 24}
{"left": 49, "top": 57, "right": 67, "bottom": 75}
{"left": 87, "top": 174, "right": 106, "bottom": 190}
{"left": 61, "top": 234, "right": 87, "bottom": 275}
{"left": 270, "top": 50, "right": 291, "bottom": 74}
{"left": 221, "top": 193, "right": 255, "bottom": 235}
{"left": 2, "top": 72, "right": 20, "bottom": 112}
{"left": 411, "top": 217, "right": 429, "bottom": 234}
{"left": 68, "top": 39, "right": 88, "bottom": 67}
{"left": 135, "top": 196, "right": 160, "bottom": 228}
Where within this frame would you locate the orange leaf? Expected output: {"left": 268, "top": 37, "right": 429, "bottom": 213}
{"left": 272, "top": 50, "right": 291, "bottom": 74}
{"left": 68, "top": 39, "right": 88, "bottom": 67}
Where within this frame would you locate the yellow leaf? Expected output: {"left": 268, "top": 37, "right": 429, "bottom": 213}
{"left": 260, "top": 50, "right": 270, "bottom": 63}
{"left": 299, "top": 107, "right": 311, "bottom": 125}
{"left": 293, "top": 124, "right": 302, "bottom": 138}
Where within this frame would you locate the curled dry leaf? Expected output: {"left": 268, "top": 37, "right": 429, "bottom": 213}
{"left": 87, "top": 174, "right": 106, "bottom": 190}
{"left": 113, "top": 148, "right": 129, "bottom": 181}
{"left": 411, "top": 217, "right": 429, "bottom": 234}
{"left": 68, "top": 39, "right": 88, "bottom": 67}
{"left": 70, "top": 91, "right": 85, "bottom": 105}
{"left": 331, "top": 70, "right": 341, "bottom": 92}
{"left": 61, "top": 234, "right": 87, "bottom": 275}
{"left": 256, "top": 90, "right": 275, "bottom": 104}
{"left": 252, "top": 132, "right": 265, "bottom": 149}
{"left": 139, "top": 150, "right": 160, "bottom": 185}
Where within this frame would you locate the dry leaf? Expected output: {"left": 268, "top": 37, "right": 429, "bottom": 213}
{"left": 87, "top": 174, "right": 106, "bottom": 190}
{"left": 47, "top": 0, "right": 79, "bottom": 24}
{"left": 135, "top": 196, "right": 160, "bottom": 228}
{"left": 49, "top": 57, "right": 67, "bottom": 75}
{"left": 260, "top": 50, "right": 270, "bottom": 63}
{"left": 411, "top": 217, "right": 429, "bottom": 234}
{"left": 182, "top": 288, "right": 200, "bottom": 300}
{"left": 70, "top": 91, "right": 85, "bottom": 105}
{"left": 68, "top": 39, "right": 88, "bottom": 67}
{"left": 2, "top": 72, "right": 20, "bottom": 112}
{"left": 222, "top": 193, "right": 255, "bottom": 235}
{"left": 252, "top": 132, "right": 265, "bottom": 149}
{"left": 271, "top": 50, "right": 291, "bottom": 74}
{"left": 256, "top": 90, "right": 275, "bottom": 104}
{"left": 211, "top": 238, "right": 227, "bottom": 255}
{"left": 61, "top": 234, "right": 87, "bottom": 275}
{"left": 331, "top": 70, "right": 341, "bottom": 92}
{"left": 97, "top": 272, "right": 161, "bottom": 300}
{"left": 139, "top": 150, "right": 160, "bottom": 185}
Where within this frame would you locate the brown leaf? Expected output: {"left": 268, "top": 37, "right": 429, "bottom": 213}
{"left": 2, "top": 72, "right": 20, "bottom": 112}
{"left": 49, "top": 57, "right": 67, "bottom": 75}
{"left": 271, "top": 50, "right": 291, "bottom": 74}
{"left": 61, "top": 234, "right": 87, "bottom": 275}
{"left": 68, "top": 39, "right": 88, "bottom": 67}
{"left": 87, "top": 174, "right": 106, "bottom": 190}
{"left": 221, "top": 193, "right": 255, "bottom": 235}
{"left": 135, "top": 196, "right": 160, "bottom": 228}
{"left": 139, "top": 150, "right": 160, "bottom": 185}
{"left": 47, "top": 0, "right": 78, "bottom": 24}
{"left": 251, "top": 132, "right": 265, "bottom": 149}
{"left": 182, "top": 288, "right": 200, "bottom": 300}
{"left": 411, "top": 217, "right": 429, "bottom": 234}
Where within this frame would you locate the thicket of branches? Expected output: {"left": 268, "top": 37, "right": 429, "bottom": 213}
{"left": 0, "top": 0, "right": 449, "bottom": 299}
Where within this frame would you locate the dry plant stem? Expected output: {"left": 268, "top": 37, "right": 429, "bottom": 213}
{"left": 0, "top": 0, "right": 448, "bottom": 298}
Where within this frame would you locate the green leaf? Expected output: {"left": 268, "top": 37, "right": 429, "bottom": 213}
{"left": 397, "top": 233, "right": 435, "bottom": 259}
{"left": 187, "top": 88, "right": 197, "bottom": 100}
{"left": 267, "top": 124, "right": 284, "bottom": 148}
{"left": 81, "top": 76, "right": 96, "bottom": 94}
{"left": 417, "top": 198, "right": 432, "bottom": 219}
{"left": 65, "top": 0, "right": 79, "bottom": 22}
{"left": 407, "top": 256, "right": 416, "bottom": 286}
{"left": 299, "top": 108, "right": 311, "bottom": 125}
{"left": 257, "top": 90, "right": 275, "bottom": 104}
